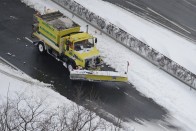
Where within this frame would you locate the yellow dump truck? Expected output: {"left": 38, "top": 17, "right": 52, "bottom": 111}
{"left": 32, "top": 11, "right": 128, "bottom": 82}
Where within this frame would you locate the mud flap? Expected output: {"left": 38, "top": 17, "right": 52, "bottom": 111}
{"left": 70, "top": 70, "right": 128, "bottom": 82}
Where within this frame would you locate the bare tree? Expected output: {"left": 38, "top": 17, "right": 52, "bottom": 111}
{"left": 0, "top": 89, "right": 122, "bottom": 131}
{"left": 0, "top": 89, "right": 49, "bottom": 131}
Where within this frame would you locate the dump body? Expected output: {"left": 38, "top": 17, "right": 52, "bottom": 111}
{"left": 35, "top": 11, "right": 80, "bottom": 45}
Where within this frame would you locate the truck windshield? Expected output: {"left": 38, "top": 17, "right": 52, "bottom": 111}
{"left": 74, "top": 38, "right": 94, "bottom": 51}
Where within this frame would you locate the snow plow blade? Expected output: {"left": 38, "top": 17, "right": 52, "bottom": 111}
{"left": 70, "top": 70, "right": 128, "bottom": 82}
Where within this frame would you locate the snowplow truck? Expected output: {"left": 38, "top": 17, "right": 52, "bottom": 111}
{"left": 32, "top": 11, "right": 128, "bottom": 82}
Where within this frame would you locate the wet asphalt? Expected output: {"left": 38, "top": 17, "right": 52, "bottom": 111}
{"left": 0, "top": 0, "right": 174, "bottom": 128}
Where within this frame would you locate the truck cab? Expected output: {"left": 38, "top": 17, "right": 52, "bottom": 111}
{"left": 64, "top": 32, "right": 102, "bottom": 71}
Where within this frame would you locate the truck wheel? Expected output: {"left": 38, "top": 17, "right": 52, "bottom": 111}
{"left": 38, "top": 42, "right": 46, "bottom": 54}
{"left": 68, "top": 61, "right": 76, "bottom": 73}
{"left": 68, "top": 64, "right": 73, "bottom": 72}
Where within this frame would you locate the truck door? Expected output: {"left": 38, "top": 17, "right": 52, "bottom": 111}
{"left": 65, "top": 40, "right": 74, "bottom": 57}
{"left": 66, "top": 40, "right": 71, "bottom": 51}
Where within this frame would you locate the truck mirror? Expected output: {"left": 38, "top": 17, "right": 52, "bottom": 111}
{"left": 95, "top": 38, "right": 97, "bottom": 43}
{"left": 86, "top": 25, "right": 89, "bottom": 33}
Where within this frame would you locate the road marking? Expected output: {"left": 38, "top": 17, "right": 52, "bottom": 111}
{"left": 124, "top": 92, "right": 129, "bottom": 96}
{"left": 183, "top": 0, "right": 196, "bottom": 8}
{"left": 116, "top": 3, "right": 194, "bottom": 41}
{"left": 116, "top": 3, "right": 195, "bottom": 42}
{"left": 147, "top": 7, "right": 191, "bottom": 34}
{"left": 158, "top": 124, "right": 169, "bottom": 131}
{"left": 115, "top": 86, "right": 120, "bottom": 90}
{"left": 10, "top": 16, "right": 18, "bottom": 20}
{"left": 144, "top": 13, "right": 195, "bottom": 42}
{"left": 123, "top": 91, "right": 144, "bottom": 104}
{"left": 183, "top": 24, "right": 196, "bottom": 32}
{"left": 125, "top": 1, "right": 145, "bottom": 11}
{"left": 0, "top": 56, "right": 19, "bottom": 71}
{"left": 24, "top": 37, "right": 33, "bottom": 43}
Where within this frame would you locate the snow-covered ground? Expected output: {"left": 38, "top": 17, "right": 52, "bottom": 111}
{"left": 2, "top": 0, "right": 196, "bottom": 130}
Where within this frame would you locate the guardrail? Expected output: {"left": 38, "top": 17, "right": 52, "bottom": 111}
{"left": 52, "top": 0, "right": 196, "bottom": 89}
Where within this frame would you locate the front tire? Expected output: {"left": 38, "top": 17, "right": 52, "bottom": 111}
{"left": 68, "top": 64, "right": 73, "bottom": 72}
{"left": 68, "top": 61, "right": 76, "bottom": 73}
{"left": 38, "top": 42, "right": 46, "bottom": 54}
